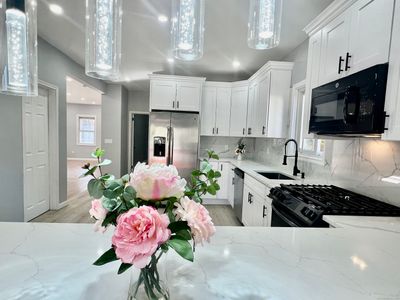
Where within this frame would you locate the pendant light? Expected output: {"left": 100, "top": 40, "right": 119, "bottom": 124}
{"left": 171, "top": 0, "right": 205, "bottom": 61}
{"left": 248, "top": 0, "right": 282, "bottom": 50}
{"left": 0, "top": 0, "right": 38, "bottom": 96}
{"left": 85, "top": 0, "right": 122, "bottom": 81}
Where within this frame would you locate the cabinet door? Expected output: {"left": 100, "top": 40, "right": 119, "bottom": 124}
{"left": 319, "top": 11, "right": 351, "bottom": 85}
{"left": 242, "top": 185, "right": 252, "bottom": 226}
{"left": 347, "top": 0, "right": 393, "bottom": 75}
{"left": 257, "top": 73, "right": 271, "bottom": 137}
{"left": 215, "top": 88, "right": 232, "bottom": 136}
{"left": 200, "top": 87, "right": 217, "bottom": 136}
{"left": 263, "top": 193, "right": 272, "bottom": 227}
{"left": 176, "top": 81, "right": 202, "bottom": 112}
{"left": 150, "top": 80, "right": 176, "bottom": 111}
{"left": 251, "top": 193, "right": 267, "bottom": 227}
{"left": 230, "top": 86, "right": 248, "bottom": 137}
{"left": 246, "top": 82, "right": 258, "bottom": 137}
{"left": 216, "top": 162, "right": 230, "bottom": 199}
{"left": 227, "top": 166, "right": 235, "bottom": 208}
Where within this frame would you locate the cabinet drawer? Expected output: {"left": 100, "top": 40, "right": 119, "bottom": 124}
{"left": 244, "top": 174, "right": 267, "bottom": 198}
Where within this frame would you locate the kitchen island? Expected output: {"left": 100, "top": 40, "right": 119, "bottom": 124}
{"left": 1, "top": 223, "right": 399, "bottom": 300}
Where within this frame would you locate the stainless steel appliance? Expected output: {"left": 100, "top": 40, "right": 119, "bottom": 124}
{"left": 233, "top": 168, "right": 245, "bottom": 222}
{"left": 148, "top": 112, "right": 199, "bottom": 181}
{"left": 309, "top": 64, "right": 389, "bottom": 136}
{"left": 269, "top": 185, "right": 400, "bottom": 227}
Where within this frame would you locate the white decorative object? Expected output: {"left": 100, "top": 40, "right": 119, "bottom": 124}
{"left": 247, "top": 0, "right": 282, "bottom": 50}
{"left": 171, "top": 0, "right": 205, "bottom": 61}
{"left": 0, "top": 0, "right": 38, "bottom": 96}
{"left": 85, "top": 0, "right": 122, "bottom": 80}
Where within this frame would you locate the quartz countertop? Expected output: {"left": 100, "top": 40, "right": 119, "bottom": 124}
{"left": 1, "top": 222, "right": 400, "bottom": 300}
{"left": 323, "top": 215, "right": 400, "bottom": 232}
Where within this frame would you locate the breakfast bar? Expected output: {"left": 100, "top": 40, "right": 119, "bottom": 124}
{"left": 1, "top": 223, "right": 399, "bottom": 300}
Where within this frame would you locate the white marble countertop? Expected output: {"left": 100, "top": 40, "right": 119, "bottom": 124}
{"left": 1, "top": 222, "right": 400, "bottom": 300}
{"left": 323, "top": 215, "right": 400, "bottom": 232}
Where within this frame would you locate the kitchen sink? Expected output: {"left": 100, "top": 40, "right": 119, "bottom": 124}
{"left": 257, "top": 172, "right": 295, "bottom": 180}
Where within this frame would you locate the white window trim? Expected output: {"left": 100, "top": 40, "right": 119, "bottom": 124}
{"left": 76, "top": 114, "right": 97, "bottom": 146}
{"left": 290, "top": 80, "right": 325, "bottom": 163}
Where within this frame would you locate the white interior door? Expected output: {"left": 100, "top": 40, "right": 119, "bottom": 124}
{"left": 23, "top": 95, "right": 50, "bottom": 221}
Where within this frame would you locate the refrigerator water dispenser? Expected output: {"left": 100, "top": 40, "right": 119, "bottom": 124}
{"left": 153, "top": 137, "right": 166, "bottom": 157}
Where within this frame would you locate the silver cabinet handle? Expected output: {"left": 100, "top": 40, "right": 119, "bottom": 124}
{"left": 263, "top": 205, "right": 267, "bottom": 218}
{"left": 232, "top": 177, "right": 235, "bottom": 185}
{"left": 172, "top": 101, "right": 175, "bottom": 109}
{"left": 248, "top": 193, "right": 253, "bottom": 204}
{"left": 220, "top": 164, "right": 223, "bottom": 171}
{"left": 243, "top": 128, "right": 245, "bottom": 135}
{"left": 248, "top": 128, "right": 252, "bottom": 135}
{"left": 216, "top": 128, "right": 219, "bottom": 134}
{"left": 212, "top": 128, "right": 215, "bottom": 134}
{"left": 262, "top": 126, "right": 266, "bottom": 135}
{"left": 177, "top": 101, "right": 180, "bottom": 109}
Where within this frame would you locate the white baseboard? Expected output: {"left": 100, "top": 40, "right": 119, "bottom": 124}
{"left": 67, "top": 157, "right": 97, "bottom": 161}
{"left": 202, "top": 198, "right": 230, "bottom": 205}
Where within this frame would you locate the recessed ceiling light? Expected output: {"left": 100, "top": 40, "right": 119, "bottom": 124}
{"left": 66, "top": 77, "right": 72, "bottom": 82}
{"left": 92, "top": 101, "right": 96, "bottom": 105}
{"left": 158, "top": 15, "right": 168, "bottom": 23}
{"left": 167, "top": 58, "right": 174, "bottom": 64}
{"left": 125, "top": 77, "right": 131, "bottom": 82}
{"left": 49, "top": 4, "right": 63, "bottom": 15}
{"left": 232, "top": 60, "right": 241, "bottom": 68}
{"left": 81, "top": 97, "right": 85, "bottom": 101}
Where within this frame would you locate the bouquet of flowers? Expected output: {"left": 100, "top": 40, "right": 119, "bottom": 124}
{"left": 82, "top": 149, "right": 220, "bottom": 299}
{"left": 235, "top": 138, "right": 246, "bottom": 156}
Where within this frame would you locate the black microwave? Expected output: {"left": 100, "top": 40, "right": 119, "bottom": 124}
{"left": 309, "top": 64, "right": 389, "bottom": 136}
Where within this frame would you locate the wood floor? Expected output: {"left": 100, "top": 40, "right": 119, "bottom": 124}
{"left": 32, "top": 160, "right": 242, "bottom": 226}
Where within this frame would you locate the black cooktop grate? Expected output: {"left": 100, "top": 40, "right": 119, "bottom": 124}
{"left": 280, "top": 184, "right": 400, "bottom": 216}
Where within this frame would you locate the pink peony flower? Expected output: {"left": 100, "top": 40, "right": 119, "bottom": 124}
{"left": 112, "top": 206, "right": 171, "bottom": 268}
{"left": 89, "top": 199, "right": 108, "bottom": 233}
{"left": 175, "top": 197, "right": 216, "bottom": 245}
{"left": 129, "top": 163, "right": 187, "bottom": 201}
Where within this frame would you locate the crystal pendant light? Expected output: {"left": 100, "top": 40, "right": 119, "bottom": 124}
{"left": 248, "top": 0, "right": 282, "bottom": 50}
{"left": 0, "top": 0, "right": 38, "bottom": 96}
{"left": 85, "top": 0, "right": 122, "bottom": 81}
{"left": 171, "top": 0, "right": 205, "bottom": 61}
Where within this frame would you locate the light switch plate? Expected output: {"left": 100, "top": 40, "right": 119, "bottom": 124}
{"left": 104, "top": 139, "right": 113, "bottom": 144}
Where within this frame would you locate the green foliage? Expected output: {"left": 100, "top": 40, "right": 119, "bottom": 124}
{"left": 93, "top": 248, "right": 118, "bottom": 266}
{"left": 118, "top": 263, "right": 132, "bottom": 274}
{"left": 166, "top": 239, "right": 194, "bottom": 262}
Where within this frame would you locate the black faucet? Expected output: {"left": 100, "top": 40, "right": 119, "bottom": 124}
{"left": 283, "top": 139, "right": 304, "bottom": 178}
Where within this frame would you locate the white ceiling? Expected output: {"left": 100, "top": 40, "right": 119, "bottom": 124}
{"left": 66, "top": 76, "right": 102, "bottom": 105}
{"left": 38, "top": 0, "right": 333, "bottom": 91}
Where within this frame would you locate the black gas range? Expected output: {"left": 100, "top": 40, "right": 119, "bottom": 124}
{"left": 269, "top": 185, "right": 400, "bottom": 227}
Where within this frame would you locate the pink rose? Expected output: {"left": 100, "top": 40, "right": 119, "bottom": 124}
{"left": 89, "top": 199, "right": 108, "bottom": 233}
{"left": 112, "top": 206, "right": 171, "bottom": 268}
{"left": 175, "top": 197, "right": 216, "bottom": 245}
{"left": 130, "top": 163, "right": 187, "bottom": 200}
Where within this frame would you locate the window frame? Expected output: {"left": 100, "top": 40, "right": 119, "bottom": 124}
{"left": 289, "top": 80, "right": 325, "bottom": 164}
{"left": 76, "top": 114, "right": 97, "bottom": 146}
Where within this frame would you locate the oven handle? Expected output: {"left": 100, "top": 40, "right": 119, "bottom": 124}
{"left": 272, "top": 204, "right": 301, "bottom": 227}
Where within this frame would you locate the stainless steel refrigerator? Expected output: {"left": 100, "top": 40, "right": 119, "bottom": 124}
{"left": 148, "top": 112, "right": 199, "bottom": 181}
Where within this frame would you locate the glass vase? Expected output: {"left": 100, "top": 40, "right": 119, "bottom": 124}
{"left": 127, "top": 251, "right": 169, "bottom": 300}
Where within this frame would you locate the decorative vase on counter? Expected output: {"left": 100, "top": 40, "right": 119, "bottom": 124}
{"left": 237, "top": 153, "right": 243, "bottom": 161}
{"left": 127, "top": 251, "right": 169, "bottom": 300}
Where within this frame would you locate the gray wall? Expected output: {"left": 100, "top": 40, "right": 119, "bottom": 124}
{"left": 102, "top": 84, "right": 124, "bottom": 177}
{"left": 120, "top": 87, "right": 129, "bottom": 175}
{"left": 282, "top": 38, "right": 309, "bottom": 86}
{"left": 67, "top": 103, "right": 102, "bottom": 159}
{"left": 0, "top": 95, "right": 24, "bottom": 222}
{"left": 38, "top": 38, "right": 106, "bottom": 204}
{"left": 128, "top": 91, "right": 150, "bottom": 112}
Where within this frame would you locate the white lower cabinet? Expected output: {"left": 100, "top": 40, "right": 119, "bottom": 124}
{"left": 242, "top": 175, "right": 271, "bottom": 227}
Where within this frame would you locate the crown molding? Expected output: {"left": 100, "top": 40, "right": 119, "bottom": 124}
{"left": 148, "top": 74, "right": 206, "bottom": 82}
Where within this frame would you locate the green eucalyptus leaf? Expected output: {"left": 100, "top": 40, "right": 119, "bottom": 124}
{"left": 93, "top": 248, "right": 118, "bottom": 266}
{"left": 98, "top": 159, "right": 112, "bottom": 166}
{"left": 168, "top": 221, "right": 190, "bottom": 233}
{"left": 207, "top": 185, "right": 217, "bottom": 195}
{"left": 88, "top": 179, "right": 104, "bottom": 198}
{"left": 175, "top": 229, "right": 191, "bottom": 240}
{"left": 118, "top": 263, "right": 132, "bottom": 274}
{"left": 214, "top": 171, "right": 221, "bottom": 178}
{"left": 200, "top": 161, "right": 212, "bottom": 173}
{"left": 102, "top": 197, "right": 120, "bottom": 211}
{"left": 167, "top": 239, "right": 194, "bottom": 262}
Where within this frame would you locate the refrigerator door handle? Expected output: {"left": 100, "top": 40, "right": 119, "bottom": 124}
{"left": 170, "top": 127, "right": 175, "bottom": 165}
{"left": 167, "top": 126, "right": 172, "bottom": 165}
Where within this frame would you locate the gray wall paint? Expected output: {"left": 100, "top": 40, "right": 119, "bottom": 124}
{"left": 67, "top": 103, "right": 102, "bottom": 159}
{"left": 128, "top": 91, "right": 149, "bottom": 112}
{"left": 38, "top": 38, "right": 106, "bottom": 203}
{"left": 102, "top": 84, "right": 123, "bottom": 177}
{"left": 120, "top": 87, "right": 129, "bottom": 175}
{"left": 282, "top": 38, "right": 309, "bottom": 86}
{"left": 0, "top": 95, "right": 24, "bottom": 222}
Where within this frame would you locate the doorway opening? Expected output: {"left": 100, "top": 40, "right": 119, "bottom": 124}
{"left": 66, "top": 76, "right": 103, "bottom": 202}
{"left": 128, "top": 112, "right": 149, "bottom": 171}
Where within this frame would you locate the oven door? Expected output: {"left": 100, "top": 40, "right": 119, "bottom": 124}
{"left": 271, "top": 204, "right": 305, "bottom": 227}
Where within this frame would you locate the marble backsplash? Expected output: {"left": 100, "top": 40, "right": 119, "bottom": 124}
{"left": 254, "top": 138, "right": 400, "bottom": 207}
{"left": 199, "top": 136, "right": 256, "bottom": 159}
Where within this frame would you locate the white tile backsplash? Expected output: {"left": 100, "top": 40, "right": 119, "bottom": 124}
{"left": 199, "top": 136, "right": 255, "bottom": 159}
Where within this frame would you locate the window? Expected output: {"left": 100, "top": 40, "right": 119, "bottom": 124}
{"left": 77, "top": 115, "right": 96, "bottom": 145}
{"left": 290, "top": 81, "right": 325, "bottom": 161}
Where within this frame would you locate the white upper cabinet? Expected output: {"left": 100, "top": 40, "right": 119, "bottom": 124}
{"left": 246, "top": 81, "right": 258, "bottom": 137}
{"left": 230, "top": 83, "right": 249, "bottom": 137}
{"left": 149, "top": 75, "right": 205, "bottom": 112}
{"left": 200, "top": 83, "right": 232, "bottom": 136}
{"left": 347, "top": 0, "right": 394, "bottom": 75}
{"left": 319, "top": 11, "right": 351, "bottom": 85}
{"left": 256, "top": 73, "right": 270, "bottom": 137}
{"left": 313, "top": 0, "right": 394, "bottom": 86}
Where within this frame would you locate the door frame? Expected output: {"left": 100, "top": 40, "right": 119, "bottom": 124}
{"left": 23, "top": 80, "right": 60, "bottom": 221}
{"left": 128, "top": 110, "right": 149, "bottom": 172}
